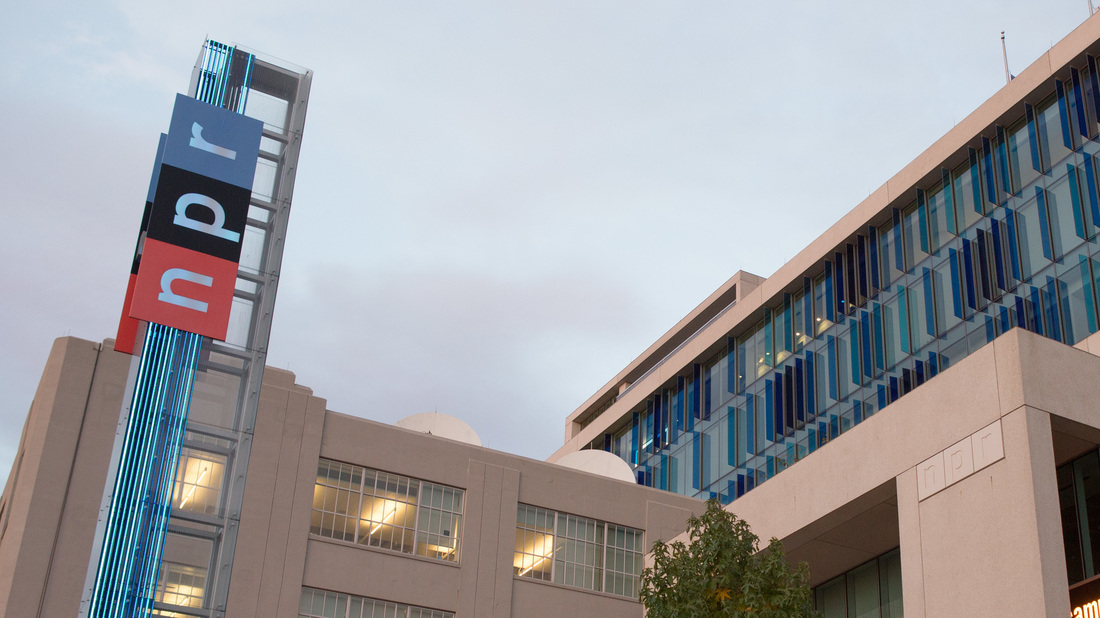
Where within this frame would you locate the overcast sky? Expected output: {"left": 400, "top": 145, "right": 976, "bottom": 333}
{"left": 0, "top": 1, "right": 1093, "bottom": 484}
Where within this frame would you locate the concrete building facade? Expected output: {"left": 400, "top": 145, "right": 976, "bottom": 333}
{"left": 12, "top": 10, "right": 1100, "bottom": 618}
{"left": 0, "top": 337, "right": 702, "bottom": 617}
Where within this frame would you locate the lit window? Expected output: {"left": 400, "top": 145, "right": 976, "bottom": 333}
{"left": 156, "top": 562, "right": 206, "bottom": 611}
{"left": 298, "top": 587, "right": 453, "bottom": 618}
{"left": 172, "top": 448, "right": 226, "bottom": 516}
{"left": 310, "top": 459, "right": 463, "bottom": 562}
{"left": 513, "top": 504, "right": 644, "bottom": 598}
{"left": 514, "top": 505, "right": 555, "bottom": 581}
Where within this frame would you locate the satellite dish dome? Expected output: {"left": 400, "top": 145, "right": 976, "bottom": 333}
{"left": 555, "top": 450, "right": 636, "bottom": 484}
{"left": 395, "top": 412, "right": 482, "bottom": 446}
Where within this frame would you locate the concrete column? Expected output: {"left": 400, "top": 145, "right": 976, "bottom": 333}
{"left": 456, "top": 460, "right": 519, "bottom": 618}
{"left": 896, "top": 406, "right": 1069, "bottom": 616}
{"left": 226, "top": 369, "right": 327, "bottom": 618}
{"left": 895, "top": 466, "right": 926, "bottom": 618}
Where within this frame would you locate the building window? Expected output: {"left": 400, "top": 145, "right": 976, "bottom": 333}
{"left": 155, "top": 562, "right": 207, "bottom": 612}
{"left": 299, "top": 587, "right": 453, "bottom": 618}
{"left": 813, "top": 548, "right": 902, "bottom": 618}
{"left": 513, "top": 504, "right": 644, "bottom": 598}
{"left": 310, "top": 459, "right": 463, "bottom": 562}
{"left": 172, "top": 448, "right": 226, "bottom": 516}
{"left": 1057, "top": 448, "right": 1100, "bottom": 584}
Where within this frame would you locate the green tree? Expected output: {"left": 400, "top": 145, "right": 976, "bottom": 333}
{"left": 640, "top": 498, "right": 816, "bottom": 618}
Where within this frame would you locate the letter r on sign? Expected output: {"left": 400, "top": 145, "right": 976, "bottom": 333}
{"left": 189, "top": 122, "right": 238, "bottom": 160}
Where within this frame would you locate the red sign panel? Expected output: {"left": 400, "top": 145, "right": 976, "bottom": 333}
{"left": 129, "top": 239, "right": 239, "bottom": 341}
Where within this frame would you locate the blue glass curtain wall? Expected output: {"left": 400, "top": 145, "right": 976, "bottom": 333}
{"left": 603, "top": 56, "right": 1100, "bottom": 502}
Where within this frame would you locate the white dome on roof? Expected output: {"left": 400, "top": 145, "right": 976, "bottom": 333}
{"left": 555, "top": 450, "right": 636, "bottom": 483}
{"left": 395, "top": 412, "right": 482, "bottom": 446}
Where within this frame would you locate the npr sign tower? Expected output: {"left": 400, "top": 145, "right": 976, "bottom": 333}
{"left": 84, "top": 40, "right": 311, "bottom": 617}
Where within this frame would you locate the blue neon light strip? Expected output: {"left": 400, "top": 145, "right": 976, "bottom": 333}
{"left": 88, "top": 325, "right": 202, "bottom": 617}
{"left": 89, "top": 40, "right": 254, "bottom": 616}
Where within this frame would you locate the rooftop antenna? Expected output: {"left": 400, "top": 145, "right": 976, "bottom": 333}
{"left": 1090, "top": 0, "right": 1096, "bottom": 16}
{"left": 1001, "top": 31, "right": 1012, "bottom": 85}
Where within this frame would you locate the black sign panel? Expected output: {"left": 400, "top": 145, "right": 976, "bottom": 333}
{"left": 145, "top": 163, "right": 251, "bottom": 263}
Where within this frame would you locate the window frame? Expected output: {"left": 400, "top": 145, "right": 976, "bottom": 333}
{"left": 513, "top": 504, "right": 644, "bottom": 599}
{"left": 310, "top": 459, "right": 464, "bottom": 563}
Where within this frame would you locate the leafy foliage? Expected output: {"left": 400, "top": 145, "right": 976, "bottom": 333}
{"left": 639, "top": 499, "right": 816, "bottom": 618}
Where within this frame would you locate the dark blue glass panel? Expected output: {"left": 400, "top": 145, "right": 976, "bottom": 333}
{"left": 826, "top": 336, "right": 838, "bottom": 402}
{"left": 859, "top": 310, "right": 873, "bottom": 380}
{"left": 1036, "top": 186, "right": 1056, "bottom": 261}
{"left": 745, "top": 393, "right": 756, "bottom": 456}
{"left": 975, "top": 228, "right": 995, "bottom": 303}
{"left": 871, "top": 302, "right": 886, "bottom": 372}
{"left": 1026, "top": 286, "right": 1045, "bottom": 334}
{"left": 805, "top": 353, "right": 817, "bottom": 417}
{"left": 763, "top": 379, "right": 775, "bottom": 444}
{"left": 1043, "top": 276, "right": 1064, "bottom": 343}
{"left": 962, "top": 238, "right": 977, "bottom": 310}
{"left": 691, "top": 364, "right": 702, "bottom": 420}
{"left": 692, "top": 434, "right": 702, "bottom": 491}
{"left": 835, "top": 251, "right": 847, "bottom": 316}
{"left": 794, "top": 357, "right": 806, "bottom": 424}
{"left": 982, "top": 136, "right": 1000, "bottom": 208}
{"left": 868, "top": 226, "right": 881, "bottom": 290}
{"left": 1072, "top": 68, "right": 1091, "bottom": 139}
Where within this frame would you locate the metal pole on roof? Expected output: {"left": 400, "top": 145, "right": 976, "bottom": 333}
{"left": 1001, "top": 31, "right": 1012, "bottom": 85}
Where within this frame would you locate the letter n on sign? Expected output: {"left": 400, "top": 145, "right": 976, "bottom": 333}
{"left": 129, "top": 239, "right": 238, "bottom": 341}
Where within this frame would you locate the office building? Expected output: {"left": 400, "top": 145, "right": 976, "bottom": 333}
{"left": 553, "top": 11, "right": 1100, "bottom": 617}
{"left": 0, "top": 336, "right": 701, "bottom": 617}
{"left": 12, "top": 11, "right": 1100, "bottom": 618}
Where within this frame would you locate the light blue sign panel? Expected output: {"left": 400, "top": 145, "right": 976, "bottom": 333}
{"left": 162, "top": 93, "right": 264, "bottom": 191}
